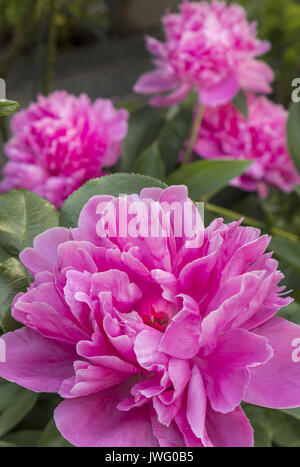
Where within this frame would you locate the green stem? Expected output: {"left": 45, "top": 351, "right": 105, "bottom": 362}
{"left": 182, "top": 103, "right": 205, "bottom": 165}
{"left": 205, "top": 202, "right": 299, "bottom": 243}
{"left": 0, "top": 118, "right": 9, "bottom": 143}
{"left": 0, "top": 0, "right": 38, "bottom": 78}
{"left": 43, "top": 0, "right": 58, "bottom": 96}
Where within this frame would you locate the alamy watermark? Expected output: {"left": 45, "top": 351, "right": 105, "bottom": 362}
{"left": 291, "top": 338, "right": 300, "bottom": 363}
{"left": 95, "top": 195, "right": 205, "bottom": 249}
{"left": 0, "top": 78, "right": 6, "bottom": 101}
{"left": 291, "top": 78, "right": 300, "bottom": 103}
{"left": 0, "top": 338, "right": 6, "bottom": 363}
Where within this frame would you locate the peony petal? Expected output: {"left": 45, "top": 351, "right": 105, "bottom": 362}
{"left": 205, "top": 404, "right": 254, "bottom": 447}
{"left": 244, "top": 317, "right": 300, "bottom": 408}
{"left": 159, "top": 295, "right": 201, "bottom": 359}
{"left": 20, "top": 227, "right": 72, "bottom": 275}
{"left": 237, "top": 59, "right": 274, "bottom": 94}
{"left": 134, "top": 71, "right": 177, "bottom": 94}
{"left": 151, "top": 411, "right": 184, "bottom": 447}
{"left": 59, "top": 360, "right": 131, "bottom": 398}
{"left": 134, "top": 328, "right": 168, "bottom": 371}
{"left": 150, "top": 83, "right": 191, "bottom": 107}
{"left": 198, "top": 75, "right": 239, "bottom": 107}
{"left": 91, "top": 270, "right": 142, "bottom": 312}
{"left": 199, "top": 328, "right": 272, "bottom": 413}
{"left": 55, "top": 380, "right": 159, "bottom": 447}
{"left": 175, "top": 402, "right": 205, "bottom": 447}
{"left": 0, "top": 327, "right": 76, "bottom": 392}
{"left": 187, "top": 365, "right": 207, "bottom": 439}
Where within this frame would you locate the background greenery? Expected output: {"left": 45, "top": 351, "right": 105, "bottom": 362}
{"left": 0, "top": 0, "right": 300, "bottom": 448}
{"left": 1, "top": 0, "right": 300, "bottom": 104}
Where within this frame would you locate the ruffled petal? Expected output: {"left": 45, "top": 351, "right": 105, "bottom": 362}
{"left": 0, "top": 327, "right": 76, "bottom": 393}
{"left": 244, "top": 317, "right": 300, "bottom": 408}
{"left": 198, "top": 75, "right": 239, "bottom": 107}
{"left": 55, "top": 380, "right": 159, "bottom": 447}
{"left": 205, "top": 404, "right": 254, "bottom": 447}
{"left": 200, "top": 328, "right": 272, "bottom": 413}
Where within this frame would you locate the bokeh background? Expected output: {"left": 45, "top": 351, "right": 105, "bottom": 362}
{"left": 1, "top": 0, "right": 300, "bottom": 113}
{"left": 0, "top": 0, "right": 300, "bottom": 448}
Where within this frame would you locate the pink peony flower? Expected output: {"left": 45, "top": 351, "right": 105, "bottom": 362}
{"left": 195, "top": 94, "right": 300, "bottom": 197}
{"left": 0, "top": 185, "right": 300, "bottom": 447}
{"left": 134, "top": 0, "right": 274, "bottom": 107}
{"left": 0, "top": 91, "right": 129, "bottom": 208}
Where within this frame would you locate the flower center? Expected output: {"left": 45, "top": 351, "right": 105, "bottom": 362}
{"left": 142, "top": 307, "right": 170, "bottom": 332}
{"left": 140, "top": 299, "right": 177, "bottom": 332}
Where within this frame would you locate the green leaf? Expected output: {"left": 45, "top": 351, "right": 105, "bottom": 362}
{"left": 282, "top": 407, "right": 300, "bottom": 422}
{"left": 0, "top": 246, "right": 10, "bottom": 263}
{"left": 271, "top": 236, "right": 300, "bottom": 274}
{"left": 16, "top": 393, "right": 61, "bottom": 431}
{"left": 117, "top": 107, "right": 165, "bottom": 172}
{"left": 0, "top": 99, "right": 19, "bottom": 117}
{"left": 232, "top": 90, "right": 248, "bottom": 119}
{"left": 287, "top": 101, "right": 300, "bottom": 175}
{"left": 60, "top": 173, "right": 167, "bottom": 228}
{"left": 0, "top": 190, "right": 59, "bottom": 257}
{"left": 295, "top": 185, "right": 300, "bottom": 197}
{"left": 0, "top": 257, "right": 30, "bottom": 332}
{"left": 243, "top": 405, "right": 273, "bottom": 447}
{"left": 0, "top": 381, "right": 38, "bottom": 438}
{"left": 278, "top": 301, "right": 300, "bottom": 325}
{"left": 158, "top": 106, "right": 194, "bottom": 175}
{"left": 268, "top": 409, "right": 300, "bottom": 447}
{"left": 167, "top": 159, "right": 252, "bottom": 200}
{"left": 2, "top": 430, "right": 41, "bottom": 447}
{"left": 132, "top": 143, "right": 165, "bottom": 179}
{"left": 37, "top": 419, "right": 73, "bottom": 447}
{"left": 0, "top": 379, "right": 21, "bottom": 412}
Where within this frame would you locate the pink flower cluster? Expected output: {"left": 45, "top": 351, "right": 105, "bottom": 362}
{"left": 0, "top": 91, "right": 129, "bottom": 208}
{"left": 0, "top": 186, "right": 300, "bottom": 447}
{"left": 195, "top": 94, "right": 300, "bottom": 197}
{"left": 134, "top": 0, "right": 273, "bottom": 107}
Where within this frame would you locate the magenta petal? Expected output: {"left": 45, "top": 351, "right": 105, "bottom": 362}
{"left": 59, "top": 360, "right": 130, "bottom": 398}
{"left": 150, "top": 84, "right": 191, "bottom": 107}
{"left": 187, "top": 365, "right": 206, "bottom": 439}
{"left": 134, "top": 328, "right": 168, "bottom": 370}
{"left": 12, "top": 282, "right": 87, "bottom": 345}
{"left": 55, "top": 380, "right": 159, "bottom": 447}
{"left": 244, "top": 317, "right": 300, "bottom": 408}
{"left": 20, "top": 227, "right": 72, "bottom": 275}
{"left": 151, "top": 411, "right": 184, "bottom": 447}
{"left": 0, "top": 327, "right": 76, "bottom": 392}
{"left": 159, "top": 295, "right": 201, "bottom": 359}
{"left": 153, "top": 395, "right": 182, "bottom": 427}
{"left": 133, "top": 71, "right": 177, "bottom": 94}
{"left": 175, "top": 404, "right": 205, "bottom": 447}
{"left": 91, "top": 270, "right": 142, "bottom": 312}
{"left": 206, "top": 404, "right": 254, "bottom": 447}
{"left": 237, "top": 59, "right": 274, "bottom": 94}
{"left": 198, "top": 75, "right": 239, "bottom": 107}
{"left": 200, "top": 328, "right": 272, "bottom": 413}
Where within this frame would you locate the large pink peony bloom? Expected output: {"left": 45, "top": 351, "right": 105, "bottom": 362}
{"left": 134, "top": 0, "right": 274, "bottom": 107}
{"left": 0, "top": 185, "right": 300, "bottom": 447}
{"left": 195, "top": 94, "right": 300, "bottom": 197}
{"left": 0, "top": 91, "right": 129, "bottom": 208}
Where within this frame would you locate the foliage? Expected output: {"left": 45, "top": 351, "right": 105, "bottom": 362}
{"left": 0, "top": 0, "right": 109, "bottom": 50}
{"left": 0, "top": 0, "right": 300, "bottom": 450}
{"left": 232, "top": 0, "right": 300, "bottom": 105}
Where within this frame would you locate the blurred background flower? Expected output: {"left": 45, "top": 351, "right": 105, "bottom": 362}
{"left": 134, "top": 0, "right": 273, "bottom": 107}
{"left": 0, "top": 91, "right": 128, "bottom": 207}
{"left": 0, "top": 0, "right": 300, "bottom": 449}
{"left": 195, "top": 94, "right": 300, "bottom": 197}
